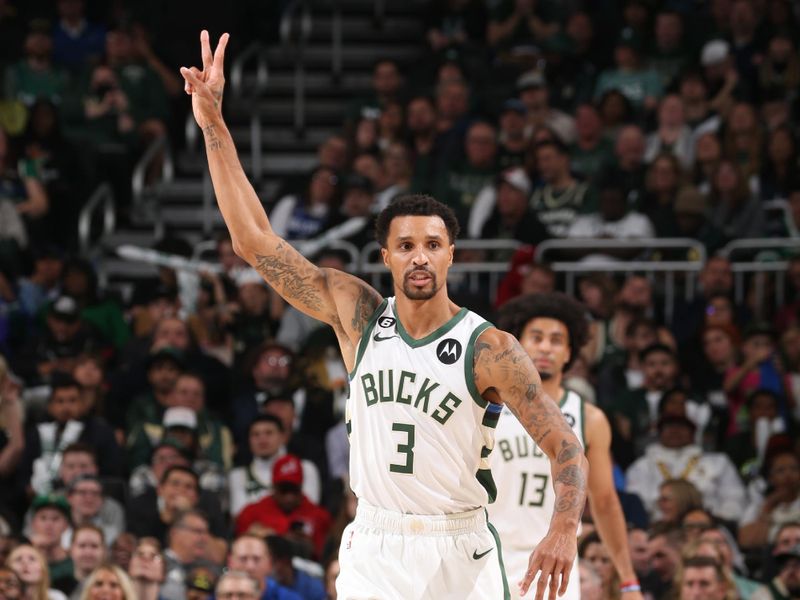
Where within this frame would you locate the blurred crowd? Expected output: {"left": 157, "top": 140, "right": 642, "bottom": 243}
{"left": 1, "top": 0, "right": 800, "bottom": 599}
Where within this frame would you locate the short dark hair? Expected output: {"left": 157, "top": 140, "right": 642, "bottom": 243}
{"left": 248, "top": 414, "right": 285, "bottom": 434}
{"left": 534, "top": 139, "right": 569, "bottom": 156}
{"left": 496, "top": 292, "right": 590, "bottom": 372}
{"left": 374, "top": 194, "right": 460, "bottom": 248}
{"left": 639, "top": 343, "right": 677, "bottom": 363}
{"left": 62, "top": 443, "right": 98, "bottom": 463}
{"left": 160, "top": 465, "right": 199, "bottom": 488}
{"left": 265, "top": 535, "right": 294, "bottom": 563}
{"left": 682, "top": 556, "right": 726, "bottom": 582}
{"left": 171, "top": 508, "right": 209, "bottom": 531}
{"left": 50, "top": 373, "right": 81, "bottom": 397}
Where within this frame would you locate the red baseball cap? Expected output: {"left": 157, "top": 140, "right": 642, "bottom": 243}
{"left": 273, "top": 454, "right": 303, "bottom": 487}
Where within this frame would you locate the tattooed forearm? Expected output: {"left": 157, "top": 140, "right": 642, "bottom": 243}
{"left": 555, "top": 464, "right": 586, "bottom": 488}
{"left": 203, "top": 124, "right": 222, "bottom": 151}
{"left": 554, "top": 488, "right": 582, "bottom": 513}
{"left": 254, "top": 249, "right": 323, "bottom": 312}
{"left": 557, "top": 440, "right": 581, "bottom": 464}
{"left": 351, "top": 285, "right": 380, "bottom": 333}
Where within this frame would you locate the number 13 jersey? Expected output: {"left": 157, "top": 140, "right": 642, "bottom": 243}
{"left": 347, "top": 297, "right": 501, "bottom": 515}
{"left": 487, "top": 389, "right": 586, "bottom": 552}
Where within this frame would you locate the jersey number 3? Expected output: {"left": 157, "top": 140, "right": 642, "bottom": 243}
{"left": 389, "top": 422, "right": 415, "bottom": 474}
{"left": 519, "top": 473, "right": 549, "bottom": 506}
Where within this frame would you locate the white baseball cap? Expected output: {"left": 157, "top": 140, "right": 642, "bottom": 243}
{"left": 701, "top": 39, "right": 730, "bottom": 67}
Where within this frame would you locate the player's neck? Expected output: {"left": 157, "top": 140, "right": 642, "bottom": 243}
{"left": 393, "top": 289, "right": 460, "bottom": 340}
{"left": 541, "top": 376, "right": 564, "bottom": 403}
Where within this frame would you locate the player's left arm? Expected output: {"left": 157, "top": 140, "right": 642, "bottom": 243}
{"left": 474, "top": 328, "right": 588, "bottom": 600}
{"left": 584, "top": 404, "right": 643, "bottom": 599}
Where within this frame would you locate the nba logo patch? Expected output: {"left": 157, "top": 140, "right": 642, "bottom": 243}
{"left": 346, "top": 530, "right": 355, "bottom": 549}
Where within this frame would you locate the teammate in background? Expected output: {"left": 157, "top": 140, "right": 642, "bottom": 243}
{"left": 181, "top": 31, "right": 588, "bottom": 600}
{"left": 492, "top": 293, "right": 643, "bottom": 600}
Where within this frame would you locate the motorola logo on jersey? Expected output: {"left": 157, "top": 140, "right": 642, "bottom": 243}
{"left": 436, "top": 339, "right": 462, "bottom": 364}
{"left": 378, "top": 317, "right": 395, "bottom": 328}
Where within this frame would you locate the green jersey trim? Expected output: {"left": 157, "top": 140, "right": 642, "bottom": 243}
{"left": 348, "top": 298, "right": 388, "bottom": 379}
{"left": 487, "top": 516, "right": 511, "bottom": 600}
{"left": 464, "top": 322, "right": 494, "bottom": 409}
{"left": 393, "top": 304, "right": 469, "bottom": 348}
{"left": 476, "top": 468, "right": 497, "bottom": 503}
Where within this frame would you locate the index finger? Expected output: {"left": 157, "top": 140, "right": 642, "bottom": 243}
{"left": 200, "top": 30, "right": 213, "bottom": 71}
{"left": 213, "top": 32, "right": 230, "bottom": 69}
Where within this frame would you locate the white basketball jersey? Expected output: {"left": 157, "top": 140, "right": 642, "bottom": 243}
{"left": 487, "top": 389, "right": 586, "bottom": 551}
{"left": 347, "top": 297, "right": 501, "bottom": 515}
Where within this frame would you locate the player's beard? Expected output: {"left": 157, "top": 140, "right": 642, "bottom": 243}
{"left": 401, "top": 268, "right": 439, "bottom": 300}
{"left": 539, "top": 371, "right": 554, "bottom": 381}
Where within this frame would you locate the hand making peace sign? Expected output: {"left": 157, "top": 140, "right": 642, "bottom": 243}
{"left": 180, "top": 30, "right": 230, "bottom": 129}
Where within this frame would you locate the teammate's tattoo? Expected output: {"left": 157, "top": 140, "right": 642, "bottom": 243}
{"left": 254, "top": 244, "right": 323, "bottom": 312}
{"left": 554, "top": 488, "right": 582, "bottom": 513}
{"left": 204, "top": 124, "right": 222, "bottom": 151}
{"left": 557, "top": 440, "right": 581, "bottom": 464}
{"left": 555, "top": 464, "right": 585, "bottom": 488}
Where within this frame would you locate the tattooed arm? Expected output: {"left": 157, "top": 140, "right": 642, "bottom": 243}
{"left": 474, "top": 328, "right": 588, "bottom": 600}
{"left": 180, "top": 32, "right": 382, "bottom": 363}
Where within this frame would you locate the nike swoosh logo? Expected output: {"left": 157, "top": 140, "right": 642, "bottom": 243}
{"left": 472, "top": 548, "right": 493, "bottom": 560}
{"left": 373, "top": 333, "right": 397, "bottom": 342}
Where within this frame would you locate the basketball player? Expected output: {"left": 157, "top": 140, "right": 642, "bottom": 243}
{"left": 180, "top": 31, "right": 588, "bottom": 600}
{"left": 491, "top": 293, "right": 643, "bottom": 599}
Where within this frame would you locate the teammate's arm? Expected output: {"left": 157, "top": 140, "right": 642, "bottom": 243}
{"left": 180, "top": 32, "right": 381, "bottom": 358}
{"left": 474, "top": 328, "right": 588, "bottom": 600}
{"left": 584, "top": 404, "right": 643, "bottom": 600}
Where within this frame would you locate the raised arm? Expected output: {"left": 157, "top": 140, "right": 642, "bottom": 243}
{"left": 474, "top": 328, "right": 588, "bottom": 600}
{"left": 180, "top": 32, "right": 381, "bottom": 360}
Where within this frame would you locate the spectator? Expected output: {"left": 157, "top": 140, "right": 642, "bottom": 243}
{"left": 23, "top": 376, "right": 122, "bottom": 495}
{"left": 229, "top": 415, "right": 321, "bottom": 518}
{"left": 594, "top": 27, "right": 663, "bottom": 113}
{"left": 227, "top": 536, "right": 302, "bottom": 600}
{"left": 78, "top": 564, "right": 136, "bottom": 600}
{"left": 160, "top": 510, "right": 219, "bottom": 600}
{"left": 606, "top": 125, "right": 647, "bottom": 208}
{"left": 351, "top": 154, "right": 392, "bottom": 212}
{"left": 677, "top": 556, "right": 732, "bottom": 600}
{"left": 760, "top": 125, "right": 798, "bottom": 201}
{"left": 128, "top": 438, "right": 191, "bottom": 498}
{"left": 16, "top": 245, "right": 63, "bottom": 320}
{"left": 496, "top": 99, "right": 528, "bottom": 170}
{"left": 597, "top": 89, "right": 634, "bottom": 140}
{"left": 51, "top": 0, "right": 105, "bottom": 73}
{"left": 656, "top": 479, "right": 703, "bottom": 526}
{"left": 664, "top": 186, "right": 725, "bottom": 255}
{"left": 0, "top": 358, "right": 24, "bottom": 528}
{"left": 678, "top": 71, "right": 722, "bottom": 140}
{"left": 347, "top": 60, "right": 403, "bottom": 127}
{"left": 0, "top": 565, "right": 22, "bottom": 600}
{"left": 759, "top": 32, "right": 800, "bottom": 100}
{"left": 752, "top": 542, "right": 800, "bottom": 600}
{"left": 627, "top": 527, "right": 650, "bottom": 582}
{"left": 578, "top": 562, "right": 603, "bottom": 600}
{"left": 425, "top": 0, "right": 486, "bottom": 54}
{"left": 740, "top": 449, "right": 800, "bottom": 549}
{"left": 578, "top": 532, "right": 618, "bottom": 600}
{"left": 643, "top": 525, "right": 683, "bottom": 600}
{"left": 6, "top": 543, "right": 67, "bottom": 600}
{"left": 698, "top": 524, "right": 761, "bottom": 597}
{"left": 379, "top": 142, "right": 412, "bottom": 210}
{"left": 724, "top": 389, "right": 786, "bottom": 477}
{"left": 226, "top": 269, "right": 279, "bottom": 369}
{"left": 649, "top": 10, "right": 690, "bottom": 90}
{"left": 185, "top": 566, "right": 215, "bottom": 600}
{"left": 569, "top": 104, "right": 614, "bottom": 183}
{"left": 645, "top": 95, "right": 695, "bottom": 170}
{"left": 530, "top": 139, "right": 591, "bottom": 238}
{"left": 68, "top": 525, "right": 105, "bottom": 599}
{"left": 516, "top": 70, "right": 575, "bottom": 145}
{"left": 641, "top": 153, "right": 684, "bottom": 231}
{"left": 269, "top": 167, "right": 341, "bottom": 241}
{"left": 235, "top": 455, "right": 331, "bottom": 560}
{"left": 28, "top": 496, "right": 72, "bottom": 592}
{"left": 64, "top": 476, "right": 122, "bottom": 550}
{"left": 701, "top": 39, "right": 743, "bottom": 117}
{"left": 566, "top": 178, "right": 654, "bottom": 245}
{"left": 265, "top": 535, "right": 325, "bottom": 600}
{"left": 122, "top": 346, "right": 183, "bottom": 433}
{"left": 626, "top": 412, "right": 746, "bottom": 523}
{"left": 406, "top": 96, "right": 439, "bottom": 193}
{"left": 487, "top": 0, "right": 559, "bottom": 57}
{"left": 5, "top": 20, "right": 70, "bottom": 108}
{"left": 127, "top": 537, "right": 165, "bottom": 600}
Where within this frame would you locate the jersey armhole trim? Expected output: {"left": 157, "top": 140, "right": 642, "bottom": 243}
{"left": 465, "top": 321, "right": 494, "bottom": 409}
{"left": 348, "top": 298, "right": 388, "bottom": 379}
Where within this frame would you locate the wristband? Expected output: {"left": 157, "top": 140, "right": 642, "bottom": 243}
{"left": 620, "top": 584, "right": 641, "bottom": 593}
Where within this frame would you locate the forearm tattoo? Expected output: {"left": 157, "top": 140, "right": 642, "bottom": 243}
{"left": 203, "top": 124, "right": 222, "bottom": 151}
{"left": 254, "top": 244, "right": 323, "bottom": 312}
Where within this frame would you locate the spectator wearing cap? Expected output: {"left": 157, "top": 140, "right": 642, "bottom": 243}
{"left": 5, "top": 19, "right": 69, "bottom": 108}
{"left": 160, "top": 509, "right": 220, "bottom": 600}
{"left": 16, "top": 245, "right": 63, "bottom": 320}
{"left": 185, "top": 565, "right": 216, "bottom": 600}
{"left": 13, "top": 295, "right": 109, "bottom": 386}
{"left": 496, "top": 98, "right": 528, "bottom": 170}
{"left": 568, "top": 104, "right": 614, "bottom": 183}
{"left": 724, "top": 322, "right": 792, "bottom": 436}
{"left": 64, "top": 475, "right": 123, "bottom": 550}
{"left": 235, "top": 455, "right": 331, "bottom": 559}
{"left": 433, "top": 120, "right": 498, "bottom": 227}
{"left": 594, "top": 27, "right": 663, "bottom": 112}
{"left": 269, "top": 166, "right": 341, "bottom": 241}
{"left": 700, "top": 39, "right": 743, "bottom": 117}
{"left": 566, "top": 178, "right": 655, "bottom": 247}
{"left": 126, "top": 371, "right": 232, "bottom": 472}
{"left": 229, "top": 415, "right": 321, "bottom": 518}
{"left": 625, "top": 407, "right": 746, "bottom": 523}
{"left": 752, "top": 543, "right": 800, "bottom": 600}
{"left": 128, "top": 283, "right": 180, "bottom": 341}
{"left": 227, "top": 536, "right": 302, "bottom": 600}
{"left": 468, "top": 167, "right": 547, "bottom": 256}
{"left": 67, "top": 524, "right": 105, "bottom": 598}
{"left": 29, "top": 494, "right": 73, "bottom": 589}
{"left": 648, "top": 10, "right": 690, "bottom": 91}
{"left": 23, "top": 376, "right": 122, "bottom": 495}
{"left": 740, "top": 449, "right": 800, "bottom": 550}
{"left": 530, "top": 139, "right": 591, "bottom": 238}
{"left": 265, "top": 535, "right": 325, "bottom": 600}
{"left": 645, "top": 95, "right": 696, "bottom": 171}
{"left": 319, "top": 173, "right": 377, "bottom": 249}
{"left": 516, "top": 70, "right": 576, "bottom": 145}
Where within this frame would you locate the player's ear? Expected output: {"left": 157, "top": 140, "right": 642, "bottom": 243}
{"left": 448, "top": 244, "right": 454, "bottom": 266}
{"left": 381, "top": 247, "right": 389, "bottom": 268}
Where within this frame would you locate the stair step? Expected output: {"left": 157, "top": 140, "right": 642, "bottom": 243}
{"left": 265, "top": 44, "right": 421, "bottom": 69}
{"left": 309, "top": 15, "right": 423, "bottom": 41}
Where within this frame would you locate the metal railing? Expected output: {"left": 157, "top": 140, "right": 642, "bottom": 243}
{"left": 535, "top": 238, "right": 707, "bottom": 263}
{"left": 281, "top": 0, "right": 313, "bottom": 137}
{"left": 78, "top": 183, "right": 115, "bottom": 255}
{"left": 230, "top": 40, "right": 269, "bottom": 100}
{"left": 132, "top": 135, "right": 175, "bottom": 237}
